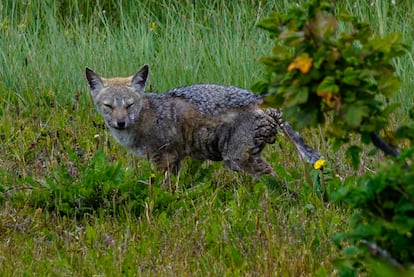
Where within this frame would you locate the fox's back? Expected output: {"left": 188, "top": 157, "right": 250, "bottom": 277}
{"left": 167, "top": 84, "right": 262, "bottom": 115}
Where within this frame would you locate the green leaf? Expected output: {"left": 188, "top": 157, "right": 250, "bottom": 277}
{"left": 271, "top": 44, "right": 292, "bottom": 60}
{"left": 250, "top": 80, "right": 269, "bottom": 95}
{"left": 258, "top": 56, "right": 280, "bottom": 69}
{"left": 283, "top": 106, "right": 318, "bottom": 129}
{"left": 262, "top": 92, "right": 283, "bottom": 108}
{"left": 346, "top": 145, "right": 362, "bottom": 169}
{"left": 371, "top": 33, "right": 402, "bottom": 53}
{"left": 278, "top": 30, "right": 305, "bottom": 47}
{"left": 360, "top": 132, "right": 371, "bottom": 144}
{"left": 341, "top": 246, "right": 360, "bottom": 257}
{"left": 344, "top": 105, "right": 369, "bottom": 128}
{"left": 370, "top": 35, "right": 392, "bottom": 53}
{"left": 395, "top": 125, "right": 414, "bottom": 140}
{"left": 377, "top": 76, "right": 401, "bottom": 97}
{"left": 307, "top": 11, "right": 337, "bottom": 39}
{"left": 284, "top": 86, "right": 309, "bottom": 107}
{"left": 342, "top": 67, "right": 361, "bottom": 86}
{"left": 382, "top": 103, "right": 400, "bottom": 116}
{"left": 331, "top": 138, "right": 343, "bottom": 152}
{"left": 317, "top": 76, "right": 339, "bottom": 94}
{"left": 257, "top": 13, "right": 281, "bottom": 34}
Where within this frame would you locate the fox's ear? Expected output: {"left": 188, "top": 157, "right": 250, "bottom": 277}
{"left": 131, "top": 65, "right": 149, "bottom": 91}
{"left": 85, "top": 67, "right": 104, "bottom": 95}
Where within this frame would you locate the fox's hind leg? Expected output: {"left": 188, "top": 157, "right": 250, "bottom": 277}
{"left": 242, "top": 155, "right": 275, "bottom": 177}
{"left": 223, "top": 124, "right": 275, "bottom": 177}
{"left": 223, "top": 153, "right": 275, "bottom": 177}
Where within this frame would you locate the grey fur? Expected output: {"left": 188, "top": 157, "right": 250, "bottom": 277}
{"left": 85, "top": 65, "right": 321, "bottom": 179}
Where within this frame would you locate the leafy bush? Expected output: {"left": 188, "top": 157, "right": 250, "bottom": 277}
{"left": 332, "top": 147, "right": 414, "bottom": 272}
{"left": 253, "top": 0, "right": 408, "bottom": 168}
{"left": 22, "top": 150, "right": 175, "bottom": 218}
{"left": 332, "top": 109, "right": 414, "bottom": 273}
{"left": 255, "top": 0, "right": 414, "bottom": 274}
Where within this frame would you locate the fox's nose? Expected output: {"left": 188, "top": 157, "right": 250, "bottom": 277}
{"left": 117, "top": 119, "right": 126, "bottom": 128}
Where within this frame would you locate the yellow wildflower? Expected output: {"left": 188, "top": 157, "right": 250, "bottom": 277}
{"left": 288, "top": 53, "right": 313, "bottom": 74}
{"left": 317, "top": 91, "right": 341, "bottom": 109}
{"left": 1, "top": 19, "right": 10, "bottom": 31}
{"left": 313, "top": 159, "right": 325, "bottom": 170}
{"left": 150, "top": 173, "right": 156, "bottom": 179}
{"left": 150, "top": 22, "right": 156, "bottom": 31}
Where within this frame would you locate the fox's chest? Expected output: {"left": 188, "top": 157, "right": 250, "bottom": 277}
{"left": 108, "top": 127, "right": 146, "bottom": 157}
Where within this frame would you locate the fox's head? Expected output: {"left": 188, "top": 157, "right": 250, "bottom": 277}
{"left": 85, "top": 65, "right": 149, "bottom": 130}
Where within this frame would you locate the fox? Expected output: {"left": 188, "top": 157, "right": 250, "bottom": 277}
{"left": 85, "top": 65, "right": 321, "bottom": 179}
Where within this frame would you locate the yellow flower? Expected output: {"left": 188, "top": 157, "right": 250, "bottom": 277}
{"left": 313, "top": 159, "right": 325, "bottom": 170}
{"left": 150, "top": 22, "right": 156, "bottom": 31}
{"left": 0, "top": 19, "right": 10, "bottom": 31}
{"left": 150, "top": 173, "right": 156, "bottom": 179}
{"left": 288, "top": 53, "right": 313, "bottom": 74}
{"left": 317, "top": 91, "right": 341, "bottom": 109}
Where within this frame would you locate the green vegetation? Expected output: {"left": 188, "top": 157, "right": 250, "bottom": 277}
{"left": 256, "top": 0, "right": 414, "bottom": 275}
{"left": 0, "top": 0, "right": 413, "bottom": 275}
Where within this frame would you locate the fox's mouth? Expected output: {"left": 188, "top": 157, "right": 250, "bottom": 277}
{"left": 110, "top": 125, "right": 128, "bottom": 130}
{"left": 112, "top": 126, "right": 126, "bottom": 130}
{"left": 107, "top": 122, "right": 128, "bottom": 130}
{"left": 107, "top": 119, "right": 128, "bottom": 130}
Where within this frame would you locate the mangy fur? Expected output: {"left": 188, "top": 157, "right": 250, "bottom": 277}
{"left": 85, "top": 65, "right": 321, "bottom": 178}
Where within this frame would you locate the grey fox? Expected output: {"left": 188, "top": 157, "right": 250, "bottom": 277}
{"left": 85, "top": 65, "right": 321, "bottom": 178}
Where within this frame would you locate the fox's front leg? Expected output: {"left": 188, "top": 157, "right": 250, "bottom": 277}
{"left": 153, "top": 152, "right": 181, "bottom": 190}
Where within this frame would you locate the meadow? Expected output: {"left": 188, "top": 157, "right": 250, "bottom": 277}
{"left": 0, "top": 0, "right": 413, "bottom": 275}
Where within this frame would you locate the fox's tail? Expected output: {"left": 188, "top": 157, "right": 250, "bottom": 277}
{"left": 265, "top": 109, "right": 321, "bottom": 165}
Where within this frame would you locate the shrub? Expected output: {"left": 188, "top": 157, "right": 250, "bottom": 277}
{"left": 255, "top": 0, "right": 414, "bottom": 274}
{"left": 253, "top": 0, "right": 408, "bottom": 168}
{"left": 22, "top": 150, "right": 175, "bottom": 218}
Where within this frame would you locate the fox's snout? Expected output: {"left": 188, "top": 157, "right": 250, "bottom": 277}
{"left": 107, "top": 107, "right": 132, "bottom": 129}
{"left": 116, "top": 118, "right": 126, "bottom": 128}
{"left": 107, "top": 116, "right": 129, "bottom": 129}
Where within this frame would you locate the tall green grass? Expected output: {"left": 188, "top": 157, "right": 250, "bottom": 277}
{"left": 0, "top": 0, "right": 413, "bottom": 275}
{"left": 0, "top": 0, "right": 282, "bottom": 99}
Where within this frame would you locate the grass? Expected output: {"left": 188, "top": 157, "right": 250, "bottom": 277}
{"left": 0, "top": 0, "right": 413, "bottom": 275}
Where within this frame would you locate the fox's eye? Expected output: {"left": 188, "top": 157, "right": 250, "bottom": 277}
{"left": 103, "top": 104, "right": 112, "bottom": 109}
{"left": 126, "top": 103, "right": 134, "bottom": 109}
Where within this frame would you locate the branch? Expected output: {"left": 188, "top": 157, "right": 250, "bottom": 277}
{"left": 360, "top": 239, "right": 404, "bottom": 270}
{"left": 370, "top": 132, "right": 399, "bottom": 157}
{"left": 3, "top": 185, "right": 35, "bottom": 196}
